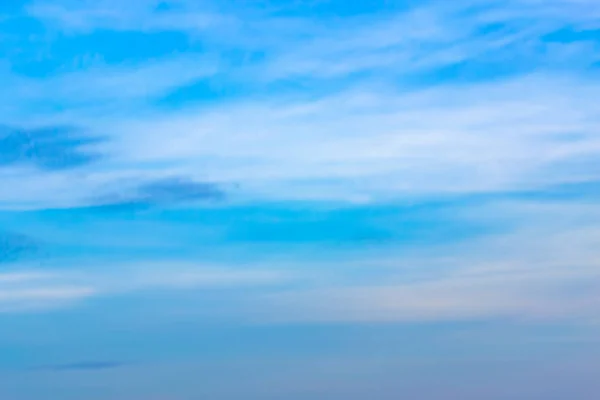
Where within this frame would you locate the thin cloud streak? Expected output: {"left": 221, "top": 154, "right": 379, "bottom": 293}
{"left": 33, "top": 361, "right": 126, "bottom": 372}
{"left": 0, "top": 264, "right": 293, "bottom": 313}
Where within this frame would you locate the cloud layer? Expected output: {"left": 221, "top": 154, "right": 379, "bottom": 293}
{"left": 1, "top": 1, "right": 600, "bottom": 399}
{"left": 1, "top": 0, "right": 599, "bottom": 208}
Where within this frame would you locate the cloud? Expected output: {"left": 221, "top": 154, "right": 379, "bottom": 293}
{"left": 0, "top": 0, "right": 599, "bottom": 325}
{"left": 26, "top": 0, "right": 230, "bottom": 34}
{"left": 134, "top": 177, "right": 225, "bottom": 203}
{"left": 35, "top": 361, "right": 126, "bottom": 372}
{"left": 0, "top": 124, "right": 101, "bottom": 170}
{"left": 4, "top": 69, "right": 599, "bottom": 210}
{"left": 0, "top": 264, "right": 292, "bottom": 313}
{"left": 24, "top": 0, "right": 600, "bottom": 83}
{"left": 0, "top": 232, "right": 38, "bottom": 263}
{"left": 102, "top": 73, "right": 600, "bottom": 204}
{"left": 0, "top": 271, "right": 96, "bottom": 314}
{"left": 247, "top": 200, "right": 600, "bottom": 323}
{"left": 0, "top": 0, "right": 598, "bottom": 210}
{"left": 90, "top": 176, "right": 226, "bottom": 210}
{"left": 0, "top": 54, "right": 219, "bottom": 123}
{"left": 1, "top": 199, "right": 600, "bottom": 322}
{"left": 260, "top": 266, "right": 600, "bottom": 323}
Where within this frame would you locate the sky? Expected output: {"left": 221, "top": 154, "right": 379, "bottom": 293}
{"left": 1, "top": 0, "right": 600, "bottom": 398}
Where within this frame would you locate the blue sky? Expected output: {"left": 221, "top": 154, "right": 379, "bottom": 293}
{"left": 1, "top": 0, "right": 600, "bottom": 398}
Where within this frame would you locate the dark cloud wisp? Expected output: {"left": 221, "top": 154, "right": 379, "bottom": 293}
{"left": 138, "top": 177, "right": 225, "bottom": 203}
{"left": 34, "top": 361, "right": 126, "bottom": 372}
{"left": 0, "top": 124, "right": 102, "bottom": 170}
{"left": 90, "top": 177, "right": 227, "bottom": 211}
{"left": 0, "top": 231, "right": 38, "bottom": 263}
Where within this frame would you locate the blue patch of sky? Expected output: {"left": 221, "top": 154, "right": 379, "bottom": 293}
{"left": 155, "top": 68, "right": 365, "bottom": 109}
{"left": 408, "top": 37, "right": 599, "bottom": 87}
{"left": 0, "top": 16, "right": 48, "bottom": 71}
{"left": 0, "top": 198, "right": 504, "bottom": 270}
{"left": 2, "top": 175, "right": 599, "bottom": 268}
{"left": 218, "top": 0, "right": 419, "bottom": 18}
{"left": 543, "top": 27, "right": 600, "bottom": 43}
{"left": 155, "top": 74, "right": 252, "bottom": 108}
{"left": 0, "top": 1, "right": 25, "bottom": 12}
{"left": 7, "top": 29, "right": 195, "bottom": 78}
{"left": 406, "top": 59, "right": 533, "bottom": 87}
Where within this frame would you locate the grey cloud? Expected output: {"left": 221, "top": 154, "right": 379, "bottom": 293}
{"left": 0, "top": 231, "right": 38, "bottom": 263}
{"left": 35, "top": 361, "right": 126, "bottom": 372}
{"left": 138, "top": 177, "right": 225, "bottom": 203}
{"left": 0, "top": 124, "right": 102, "bottom": 170}
{"left": 90, "top": 177, "right": 226, "bottom": 211}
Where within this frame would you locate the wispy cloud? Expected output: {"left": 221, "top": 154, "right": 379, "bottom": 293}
{"left": 3, "top": 72, "right": 600, "bottom": 209}
{"left": 0, "top": 0, "right": 597, "bottom": 209}
{"left": 0, "top": 263, "right": 292, "bottom": 313}
{"left": 0, "top": 270, "right": 96, "bottom": 312}
{"left": 90, "top": 176, "right": 226, "bottom": 210}
{"left": 26, "top": 0, "right": 231, "bottom": 34}
{"left": 1, "top": 55, "right": 220, "bottom": 121}
{"left": 1, "top": 0, "right": 599, "bottom": 323}
{"left": 261, "top": 265, "right": 600, "bottom": 323}
{"left": 101, "top": 73, "right": 600, "bottom": 203}
{"left": 2, "top": 1, "right": 600, "bottom": 398}
{"left": 33, "top": 361, "right": 126, "bottom": 372}
{"left": 2, "top": 198, "right": 599, "bottom": 323}
{"left": 0, "top": 124, "right": 101, "bottom": 170}
{"left": 250, "top": 199, "right": 600, "bottom": 323}
{"left": 0, "top": 232, "right": 38, "bottom": 263}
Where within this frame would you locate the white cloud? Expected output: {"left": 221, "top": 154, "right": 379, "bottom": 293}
{"left": 2, "top": 71, "right": 600, "bottom": 208}
{"left": 0, "top": 272, "right": 96, "bottom": 312}
{"left": 1, "top": 54, "right": 219, "bottom": 122}
{"left": 25, "top": 0, "right": 600, "bottom": 80}
{"left": 0, "top": 263, "right": 293, "bottom": 313}
{"left": 26, "top": 0, "right": 231, "bottom": 34}
{"left": 97, "top": 73, "right": 600, "bottom": 201}
{"left": 259, "top": 265, "right": 600, "bottom": 323}
{"left": 249, "top": 202, "right": 600, "bottom": 323}
{"left": 1, "top": 0, "right": 599, "bottom": 209}
{"left": 2, "top": 199, "right": 600, "bottom": 322}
